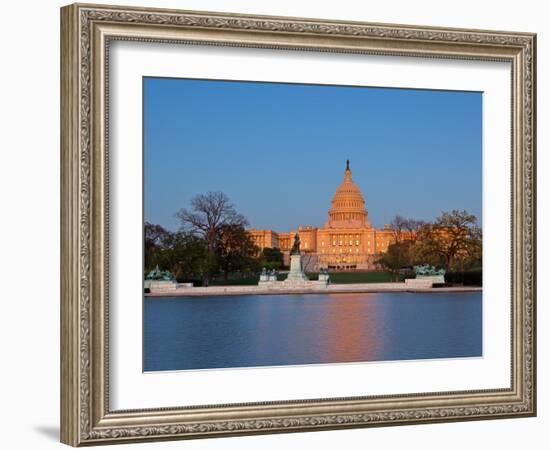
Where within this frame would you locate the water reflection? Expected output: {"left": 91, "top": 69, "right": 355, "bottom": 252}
{"left": 143, "top": 292, "right": 482, "bottom": 372}
{"left": 319, "top": 294, "right": 384, "bottom": 362}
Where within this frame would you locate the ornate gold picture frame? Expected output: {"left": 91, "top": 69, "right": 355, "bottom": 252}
{"left": 60, "top": 3, "right": 536, "bottom": 446}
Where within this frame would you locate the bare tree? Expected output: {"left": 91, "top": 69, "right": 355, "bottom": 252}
{"left": 389, "top": 215, "right": 408, "bottom": 244}
{"left": 389, "top": 215, "right": 426, "bottom": 243}
{"left": 176, "top": 191, "right": 249, "bottom": 252}
{"left": 403, "top": 218, "right": 426, "bottom": 243}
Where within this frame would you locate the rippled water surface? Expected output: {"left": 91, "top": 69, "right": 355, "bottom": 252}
{"left": 143, "top": 292, "right": 482, "bottom": 371}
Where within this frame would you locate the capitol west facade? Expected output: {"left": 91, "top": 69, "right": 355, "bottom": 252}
{"left": 248, "top": 162, "right": 406, "bottom": 271}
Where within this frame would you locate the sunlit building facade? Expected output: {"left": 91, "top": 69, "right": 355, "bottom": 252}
{"left": 248, "top": 161, "right": 408, "bottom": 270}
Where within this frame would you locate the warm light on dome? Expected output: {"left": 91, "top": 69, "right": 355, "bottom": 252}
{"left": 326, "top": 161, "right": 371, "bottom": 229}
{"left": 248, "top": 159, "right": 403, "bottom": 271}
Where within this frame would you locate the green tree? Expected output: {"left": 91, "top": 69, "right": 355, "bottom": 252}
{"left": 376, "top": 241, "right": 412, "bottom": 282}
{"left": 261, "top": 247, "right": 284, "bottom": 270}
{"left": 163, "top": 232, "right": 211, "bottom": 283}
{"left": 144, "top": 222, "right": 170, "bottom": 272}
{"left": 215, "top": 224, "right": 258, "bottom": 281}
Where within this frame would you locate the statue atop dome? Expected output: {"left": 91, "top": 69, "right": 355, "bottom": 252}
{"left": 343, "top": 159, "right": 353, "bottom": 182}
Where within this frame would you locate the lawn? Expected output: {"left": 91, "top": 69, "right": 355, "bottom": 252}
{"left": 307, "top": 271, "right": 398, "bottom": 284}
{"left": 206, "top": 271, "right": 399, "bottom": 285}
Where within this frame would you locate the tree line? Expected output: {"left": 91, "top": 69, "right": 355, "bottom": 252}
{"left": 376, "top": 210, "right": 482, "bottom": 281}
{"left": 145, "top": 191, "right": 282, "bottom": 285}
{"left": 146, "top": 191, "right": 482, "bottom": 285}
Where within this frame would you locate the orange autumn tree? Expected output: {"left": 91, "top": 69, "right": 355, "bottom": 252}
{"left": 411, "top": 209, "right": 482, "bottom": 271}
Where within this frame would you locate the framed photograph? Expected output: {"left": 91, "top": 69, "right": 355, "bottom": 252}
{"left": 60, "top": 3, "right": 536, "bottom": 446}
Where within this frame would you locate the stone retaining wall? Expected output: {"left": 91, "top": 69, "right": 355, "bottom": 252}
{"left": 146, "top": 283, "right": 481, "bottom": 298}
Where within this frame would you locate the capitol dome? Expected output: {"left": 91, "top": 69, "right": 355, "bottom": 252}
{"left": 326, "top": 160, "right": 371, "bottom": 229}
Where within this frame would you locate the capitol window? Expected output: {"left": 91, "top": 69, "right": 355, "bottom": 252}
{"left": 356, "top": 240, "right": 359, "bottom": 245}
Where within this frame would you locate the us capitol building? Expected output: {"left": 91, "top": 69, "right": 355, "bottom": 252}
{"left": 248, "top": 161, "right": 403, "bottom": 271}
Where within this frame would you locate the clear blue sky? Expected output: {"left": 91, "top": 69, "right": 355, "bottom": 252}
{"left": 144, "top": 77, "right": 482, "bottom": 232}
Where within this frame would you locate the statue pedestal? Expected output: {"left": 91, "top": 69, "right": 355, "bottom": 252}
{"left": 405, "top": 278, "right": 433, "bottom": 288}
{"left": 148, "top": 280, "right": 178, "bottom": 293}
{"left": 318, "top": 272, "right": 330, "bottom": 285}
{"left": 405, "top": 275, "right": 445, "bottom": 288}
{"left": 422, "top": 275, "right": 445, "bottom": 284}
{"left": 284, "top": 254, "right": 309, "bottom": 283}
{"left": 257, "top": 254, "right": 329, "bottom": 290}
